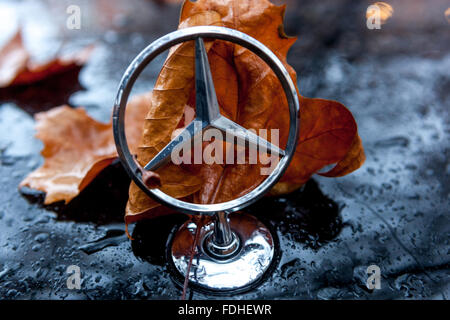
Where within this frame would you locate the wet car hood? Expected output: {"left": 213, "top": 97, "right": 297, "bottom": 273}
{"left": 0, "top": 0, "right": 448, "bottom": 299}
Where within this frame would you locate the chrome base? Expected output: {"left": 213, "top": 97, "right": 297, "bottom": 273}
{"left": 168, "top": 213, "right": 276, "bottom": 293}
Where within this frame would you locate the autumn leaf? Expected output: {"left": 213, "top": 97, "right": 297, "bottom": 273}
{"left": 19, "top": 93, "right": 152, "bottom": 204}
{"left": 124, "top": 8, "right": 223, "bottom": 222}
{"left": 126, "top": 0, "right": 365, "bottom": 222}
{"left": 0, "top": 30, "right": 93, "bottom": 88}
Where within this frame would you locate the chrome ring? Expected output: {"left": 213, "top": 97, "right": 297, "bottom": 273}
{"left": 113, "top": 26, "right": 299, "bottom": 215}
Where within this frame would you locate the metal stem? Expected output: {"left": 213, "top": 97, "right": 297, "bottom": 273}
{"left": 213, "top": 212, "right": 233, "bottom": 246}
{"left": 203, "top": 211, "right": 240, "bottom": 259}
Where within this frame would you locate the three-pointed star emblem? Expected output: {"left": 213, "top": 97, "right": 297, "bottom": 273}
{"left": 144, "top": 37, "right": 285, "bottom": 171}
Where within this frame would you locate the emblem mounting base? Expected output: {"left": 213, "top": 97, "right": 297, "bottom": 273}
{"left": 168, "top": 212, "right": 277, "bottom": 293}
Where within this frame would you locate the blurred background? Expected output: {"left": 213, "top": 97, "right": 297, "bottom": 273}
{"left": 0, "top": 0, "right": 448, "bottom": 299}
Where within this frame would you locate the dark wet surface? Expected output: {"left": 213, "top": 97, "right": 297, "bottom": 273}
{"left": 0, "top": 0, "right": 449, "bottom": 299}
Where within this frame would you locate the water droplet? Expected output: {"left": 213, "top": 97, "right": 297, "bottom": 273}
{"left": 375, "top": 136, "right": 409, "bottom": 148}
{"left": 34, "top": 233, "right": 49, "bottom": 243}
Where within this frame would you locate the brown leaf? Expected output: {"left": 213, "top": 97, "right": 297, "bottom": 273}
{"left": 0, "top": 31, "right": 29, "bottom": 87}
{"left": 126, "top": 0, "right": 365, "bottom": 221}
{"left": 318, "top": 134, "right": 365, "bottom": 177}
{"left": 124, "top": 7, "right": 222, "bottom": 219}
{"left": 20, "top": 93, "right": 151, "bottom": 204}
{"left": 280, "top": 97, "right": 359, "bottom": 184}
{"left": 0, "top": 30, "right": 93, "bottom": 88}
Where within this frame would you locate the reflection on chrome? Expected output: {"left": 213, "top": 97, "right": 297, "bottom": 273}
{"left": 171, "top": 213, "right": 274, "bottom": 291}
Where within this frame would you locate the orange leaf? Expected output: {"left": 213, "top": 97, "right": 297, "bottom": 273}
{"left": 20, "top": 93, "right": 151, "bottom": 204}
{"left": 124, "top": 7, "right": 222, "bottom": 220}
{"left": 0, "top": 31, "right": 28, "bottom": 87}
{"left": 126, "top": 0, "right": 364, "bottom": 221}
{"left": 318, "top": 134, "right": 365, "bottom": 178}
{"left": 0, "top": 30, "right": 93, "bottom": 88}
{"left": 280, "top": 97, "right": 359, "bottom": 184}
